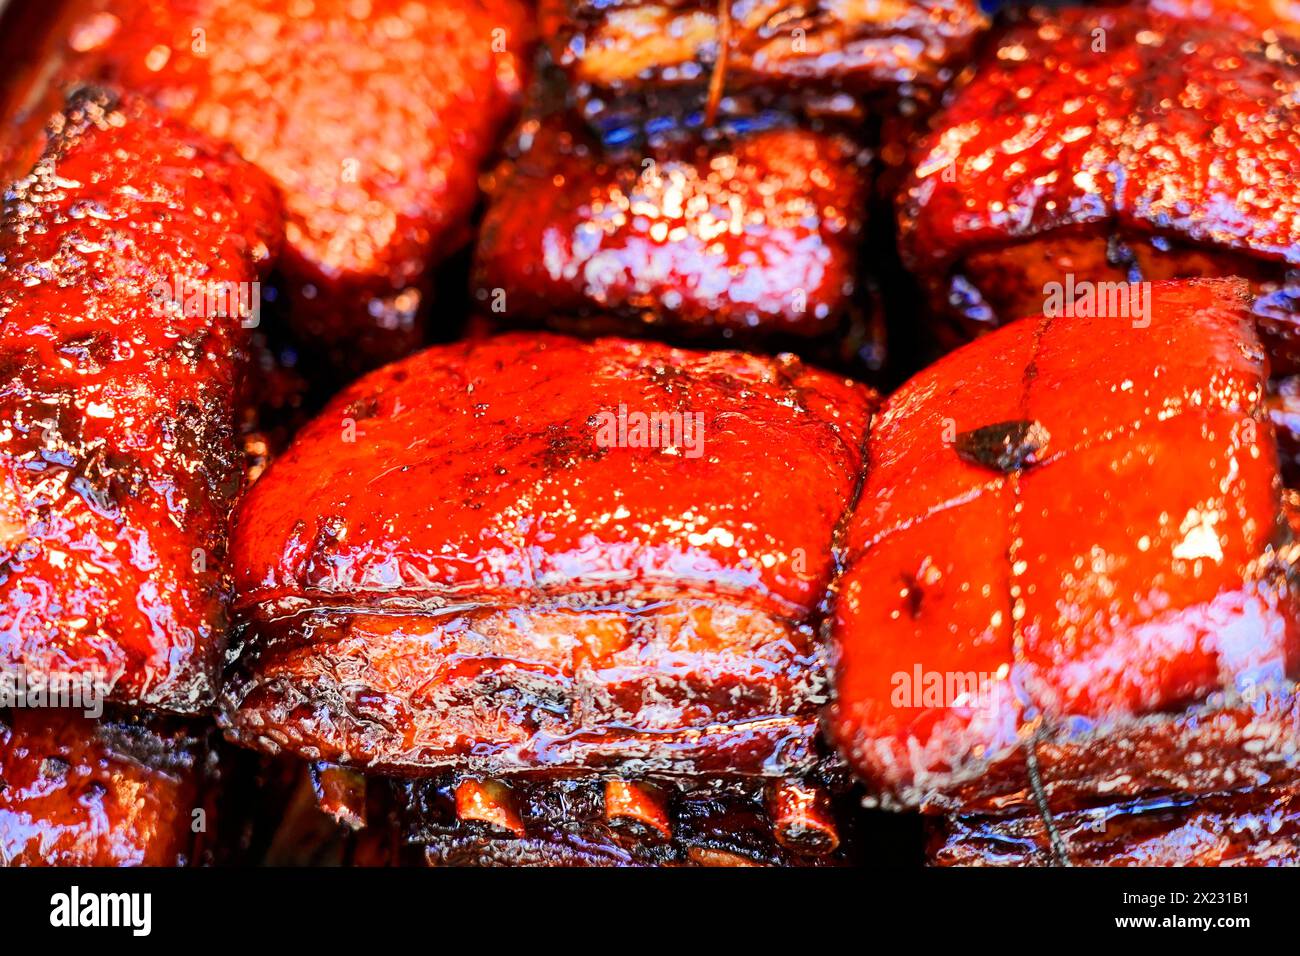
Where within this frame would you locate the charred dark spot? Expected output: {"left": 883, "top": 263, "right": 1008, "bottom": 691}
{"left": 57, "top": 330, "right": 114, "bottom": 370}
{"left": 542, "top": 422, "right": 605, "bottom": 470}
{"left": 954, "top": 420, "right": 1050, "bottom": 474}
{"left": 39, "top": 755, "right": 70, "bottom": 780}
{"left": 901, "top": 573, "right": 924, "bottom": 619}
{"left": 344, "top": 395, "right": 380, "bottom": 421}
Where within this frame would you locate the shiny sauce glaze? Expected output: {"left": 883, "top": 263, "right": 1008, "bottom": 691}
{"left": 828, "top": 278, "right": 1300, "bottom": 813}
{"left": 0, "top": 90, "right": 281, "bottom": 712}
{"left": 224, "top": 332, "right": 876, "bottom": 779}
{"left": 899, "top": 2, "right": 1300, "bottom": 349}
{"left": 53, "top": 0, "right": 532, "bottom": 370}
{"left": 474, "top": 117, "right": 870, "bottom": 340}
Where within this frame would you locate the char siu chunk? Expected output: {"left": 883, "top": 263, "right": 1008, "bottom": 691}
{"left": 828, "top": 278, "right": 1300, "bottom": 813}
{"left": 223, "top": 332, "right": 875, "bottom": 779}
{"left": 474, "top": 117, "right": 870, "bottom": 343}
{"left": 56, "top": 0, "right": 532, "bottom": 371}
{"left": 0, "top": 91, "right": 281, "bottom": 712}
{"left": 899, "top": 3, "right": 1300, "bottom": 356}
{"left": 541, "top": 0, "right": 987, "bottom": 117}
{"left": 0, "top": 708, "right": 211, "bottom": 866}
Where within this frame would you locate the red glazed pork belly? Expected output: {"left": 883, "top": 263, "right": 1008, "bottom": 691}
{"left": 541, "top": 0, "right": 988, "bottom": 103}
{"left": 898, "top": 3, "right": 1300, "bottom": 350}
{"left": 224, "top": 332, "right": 876, "bottom": 778}
{"left": 827, "top": 278, "right": 1300, "bottom": 813}
{"left": 474, "top": 118, "right": 869, "bottom": 341}
{"left": 0, "top": 708, "right": 210, "bottom": 866}
{"left": 59, "top": 0, "right": 531, "bottom": 369}
{"left": 931, "top": 785, "right": 1300, "bottom": 866}
{"left": 0, "top": 91, "right": 281, "bottom": 712}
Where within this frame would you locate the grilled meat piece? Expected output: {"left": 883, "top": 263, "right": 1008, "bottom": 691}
{"left": 0, "top": 90, "right": 281, "bottom": 712}
{"left": 931, "top": 786, "right": 1300, "bottom": 866}
{"left": 898, "top": 2, "right": 1300, "bottom": 353}
{"left": 224, "top": 331, "right": 875, "bottom": 777}
{"left": 51, "top": 0, "right": 531, "bottom": 371}
{"left": 221, "top": 332, "right": 874, "bottom": 863}
{"left": 827, "top": 278, "right": 1299, "bottom": 813}
{"left": 542, "top": 0, "right": 987, "bottom": 113}
{"left": 474, "top": 117, "right": 870, "bottom": 342}
{"left": 0, "top": 708, "right": 211, "bottom": 866}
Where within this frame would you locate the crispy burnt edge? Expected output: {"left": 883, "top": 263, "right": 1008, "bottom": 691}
{"left": 540, "top": 0, "right": 989, "bottom": 132}
{"left": 218, "top": 344, "right": 879, "bottom": 865}
{"left": 927, "top": 783, "right": 1300, "bottom": 867}
{"left": 0, "top": 706, "right": 222, "bottom": 867}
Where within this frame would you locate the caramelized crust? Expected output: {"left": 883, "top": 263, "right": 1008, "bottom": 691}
{"left": 474, "top": 119, "right": 869, "bottom": 339}
{"left": 0, "top": 92, "right": 281, "bottom": 712}
{"left": 899, "top": 3, "right": 1300, "bottom": 341}
{"left": 542, "top": 0, "right": 987, "bottom": 95}
{"left": 828, "top": 279, "right": 1300, "bottom": 812}
{"left": 0, "top": 709, "right": 208, "bottom": 866}
{"left": 55, "top": 0, "right": 531, "bottom": 369}
{"left": 224, "top": 333, "right": 876, "bottom": 777}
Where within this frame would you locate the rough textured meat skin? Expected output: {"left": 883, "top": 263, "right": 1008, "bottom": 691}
{"left": 827, "top": 279, "right": 1300, "bottom": 813}
{"left": 474, "top": 119, "right": 868, "bottom": 339}
{"left": 224, "top": 332, "right": 875, "bottom": 777}
{"left": 898, "top": 3, "right": 1300, "bottom": 345}
{"left": 931, "top": 786, "right": 1300, "bottom": 866}
{"left": 0, "top": 91, "right": 281, "bottom": 712}
{"left": 0, "top": 709, "right": 208, "bottom": 866}
{"left": 541, "top": 0, "right": 987, "bottom": 96}
{"left": 57, "top": 0, "right": 531, "bottom": 370}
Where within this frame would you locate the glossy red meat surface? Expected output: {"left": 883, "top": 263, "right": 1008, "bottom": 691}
{"left": 474, "top": 119, "right": 868, "bottom": 339}
{"left": 898, "top": 2, "right": 1300, "bottom": 340}
{"left": 1152, "top": 0, "right": 1300, "bottom": 36}
{"left": 58, "top": 0, "right": 531, "bottom": 369}
{"left": 0, "top": 91, "right": 281, "bottom": 712}
{"left": 0, "top": 708, "right": 208, "bottom": 866}
{"left": 224, "top": 332, "right": 876, "bottom": 777}
{"left": 541, "top": 0, "right": 987, "bottom": 96}
{"left": 827, "top": 278, "right": 1300, "bottom": 812}
{"left": 932, "top": 785, "right": 1300, "bottom": 866}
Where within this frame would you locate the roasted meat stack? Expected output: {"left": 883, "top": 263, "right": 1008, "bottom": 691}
{"left": 3, "top": 0, "right": 1300, "bottom": 869}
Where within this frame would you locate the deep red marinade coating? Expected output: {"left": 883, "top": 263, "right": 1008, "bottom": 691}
{"left": 931, "top": 786, "right": 1300, "bottom": 866}
{"left": 474, "top": 119, "right": 869, "bottom": 339}
{"left": 828, "top": 278, "right": 1300, "bottom": 812}
{"left": 0, "top": 708, "right": 208, "bottom": 866}
{"left": 540, "top": 0, "right": 988, "bottom": 96}
{"left": 0, "top": 92, "right": 281, "bottom": 713}
{"left": 225, "top": 332, "right": 876, "bottom": 776}
{"left": 898, "top": 2, "right": 1300, "bottom": 336}
{"left": 57, "top": 0, "right": 531, "bottom": 369}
